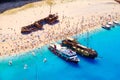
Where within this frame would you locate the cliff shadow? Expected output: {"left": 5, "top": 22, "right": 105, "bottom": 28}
{"left": 0, "top": 0, "right": 42, "bottom": 13}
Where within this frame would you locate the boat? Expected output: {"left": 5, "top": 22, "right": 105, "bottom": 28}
{"left": 21, "top": 14, "right": 59, "bottom": 34}
{"left": 44, "top": 14, "right": 59, "bottom": 25}
{"left": 115, "top": 0, "right": 120, "bottom": 3}
{"left": 61, "top": 37, "right": 98, "bottom": 59}
{"left": 107, "top": 22, "right": 114, "bottom": 27}
{"left": 113, "top": 21, "right": 120, "bottom": 25}
{"left": 48, "top": 43, "right": 80, "bottom": 63}
{"left": 102, "top": 24, "right": 111, "bottom": 30}
{"left": 21, "top": 23, "right": 42, "bottom": 34}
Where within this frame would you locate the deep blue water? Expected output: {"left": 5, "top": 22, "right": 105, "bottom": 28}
{"left": 0, "top": 24, "right": 120, "bottom": 80}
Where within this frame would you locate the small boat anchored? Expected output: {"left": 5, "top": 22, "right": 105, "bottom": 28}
{"left": 48, "top": 43, "right": 80, "bottom": 63}
{"left": 113, "top": 21, "right": 120, "bottom": 25}
{"left": 102, "top": 24, "right": 111, "bottom": 30}
{"left": 107, "top": 22, "right": 114, "bottom": 27}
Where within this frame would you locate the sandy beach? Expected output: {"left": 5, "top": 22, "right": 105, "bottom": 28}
{"left": 0, "top": 0, "right": 120, "bottom": 57}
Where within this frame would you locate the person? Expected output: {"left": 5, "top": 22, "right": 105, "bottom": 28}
{"left": 43, "top": 58, "right": 47, "bottom": 63}
{"left": 32, "top": 51, "right": 36, "bottom": 56}
{"left": 24, "top": 64, "right": 28, "bottom": 69}
{"left": 8, "top": 60, "right": 12, "bottom": 66}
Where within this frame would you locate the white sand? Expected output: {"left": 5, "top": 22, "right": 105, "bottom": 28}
{"left": 0, "top": 0, "right": 120, "bottom": 57}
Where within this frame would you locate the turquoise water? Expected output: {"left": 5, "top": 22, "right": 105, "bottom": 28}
{"left": 0, "top": 24, "right": 120, "bottom": 80}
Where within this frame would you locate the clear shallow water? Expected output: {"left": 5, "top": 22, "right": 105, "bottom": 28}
{"left": 0, "top": 24, "right": 120, "bottom": 80}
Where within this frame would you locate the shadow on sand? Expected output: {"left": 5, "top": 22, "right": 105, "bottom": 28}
{"left": 0, "top": 0, "right": 41, "bottom": 13}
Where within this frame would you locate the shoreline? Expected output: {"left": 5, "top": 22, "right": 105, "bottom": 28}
{"left": 0, "top": 0, "right": 120, "bottom": 58}
{"left": 0, "top": 19, "right": 117, "bottom": 59}
{"left": 0, "top": 24, "right": 101, "bottom": 59}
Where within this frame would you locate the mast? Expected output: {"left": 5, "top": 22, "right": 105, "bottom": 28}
{"left": 86, "top": 17, "right": 90, "bottom": 48}
{"left": 86, "top": 29, "right": 89, "bottom": 48}
{"left": 75, "top": 21, "right": 79, "bottom": 40}
{"left": 36, "top": 61, "right": 38, "bottom": 80}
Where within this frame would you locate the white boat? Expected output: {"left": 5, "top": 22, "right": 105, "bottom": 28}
{"left": 113, "top": 21, "right": 120, "bottom": 25}
{"left": 107, "top": 22, "right": 113, "bottom": 25}
{"left": 102, "top": 24, "right": 111, "bottom": 30}
{"left": 48, "top": 43, "right": 80, "bottom": 63}
{"left": 107, "top": 22, "right": 114, "bottom": 27}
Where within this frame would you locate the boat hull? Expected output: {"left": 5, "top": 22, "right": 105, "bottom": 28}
{"left": 48, "top": 47, "right": 79, "bottom": 63}
{"left": 113, "top": 22, "right": 120, "bottom": 25}
{"left": 102, "top": 26, "right": 111, "bottom": 30}
{"left": 62, "top": 41, "right": 97, "bottom": 59}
